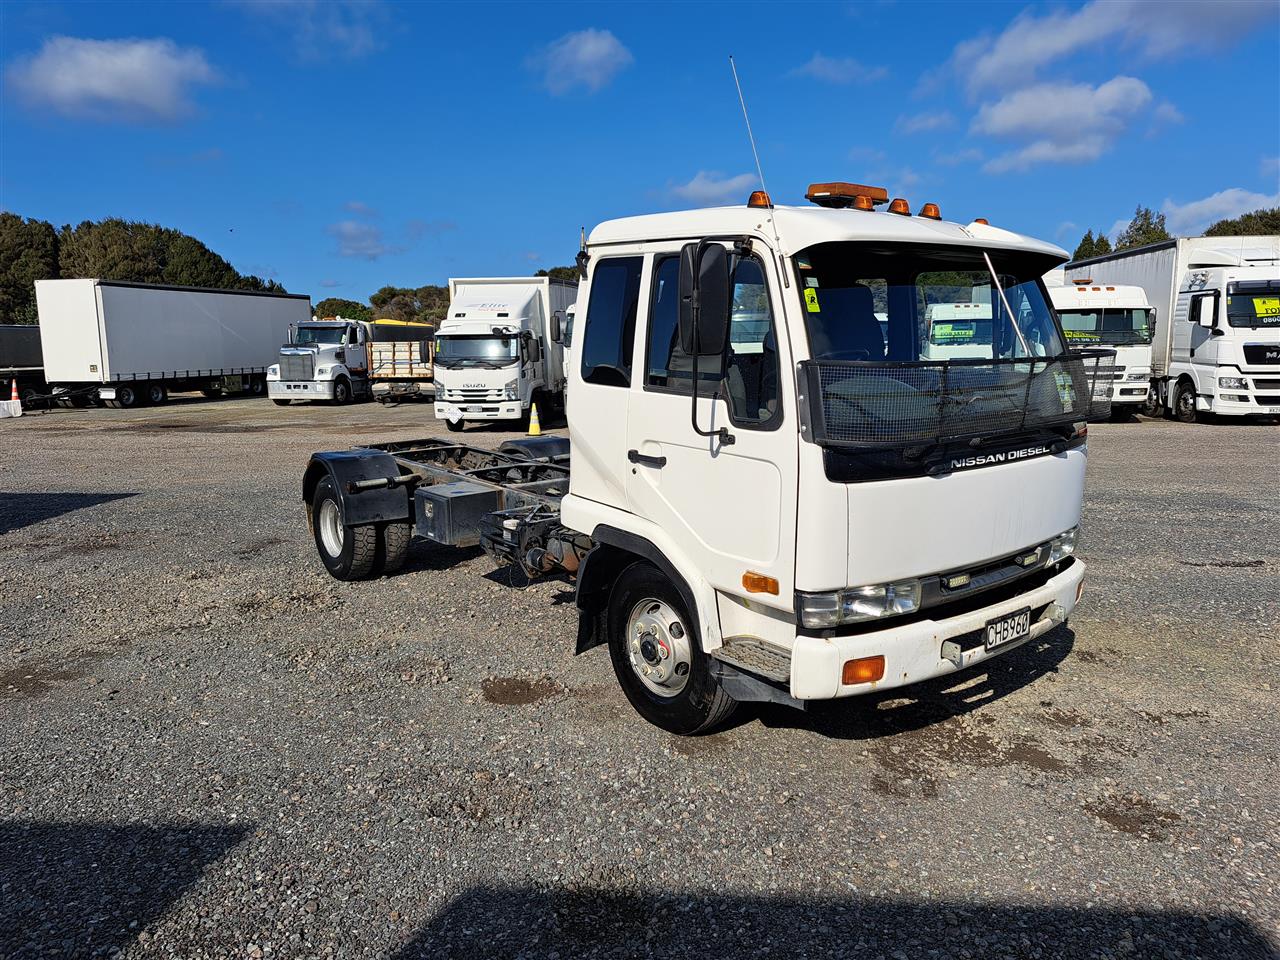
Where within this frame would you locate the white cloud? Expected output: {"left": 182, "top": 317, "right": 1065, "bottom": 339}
{"left": 1162, "top": 188, "right": 1280, "bottom": 236}
{"left": 235, "top": 1, "right": 387, "bottom": 60}
{"left": 530, "top": 28, "right": 632, "bottom": 95}
{"left": 318, "top": 279, "right": 342, "bottom": 288}
{"left": 6, "top": 36, "right": 218, "bottom": 122}
{"left": 344, "top": 201, "right": 378, "bottom": 218}
{"left": 791, "top": 53, "right": 886, "bottom": 85}
{"left": 895, "top": 111, "right": 954, "bottom": 134}
{"left": 326, "top": 221, "right": 401, "bottom": 260}
{"left": 1056, "top": 221, "right": 1079, "bottom": 239}
{"left": 1106, "top": 218, "right": 1132, "bottom": 242}
{"left": 1262, "top": 156, "right": 1280, "bottom": 179}
{"left": 950, "top": 0, "right": 1276, "bottom": 96}
{"left": 669, "top": 171, "right": 758, "bottom": 207}
{"left": 974, "top": 76, "right": 1153, "bottom": 173}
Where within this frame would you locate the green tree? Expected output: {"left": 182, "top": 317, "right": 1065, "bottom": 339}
{"left": 0, "top": 213, "right": 60, "bottom": 323}
{"left": 1204, "top": 207, "right": 1280, "bottom": 237}
{"left": 1072, "top": 229, "right": 1114, "bottom": 260}
{"left": 314, "top": 297, "right": 371, "bottom": 321}
{"left": 1114, "top": 205, "right": 1170, "bottom": 250}
{"left": 535, "top": 265, "right": 580, "bottom": 283}
{"left": 369, "top": 284, "right": 446, "bottom": 324}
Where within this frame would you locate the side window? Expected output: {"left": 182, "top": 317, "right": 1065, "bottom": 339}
{"left": 580, "top": 257, "right": 642, "bottom": 387}
{"left": 643, "top": 256, "right": 718, "bottom": 392}
{"left": 724, "top": 259, "right": 780, "bottom": 426}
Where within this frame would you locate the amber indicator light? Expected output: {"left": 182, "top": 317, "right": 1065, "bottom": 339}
{"left": 742, "top": 571, "right": 780, "bottom": 595}
{"left": 842, "top": 655, "right": 886, "bottom": 685}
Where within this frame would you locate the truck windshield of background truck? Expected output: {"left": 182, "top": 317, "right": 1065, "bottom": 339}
{"left": 1058, "top": 308, "right": 1154, "bottom": 345}
{"left": 433, "top": 335, "right": 519, "bottom": 368}
{"left": 295, "top": 326, "right": 344, "bottom": 345}
{"left": 1226, "top": 280, "right": 1280, "bottom": 328}
{"left": 796, "top": 243, "right": 1065, "bottom": 362}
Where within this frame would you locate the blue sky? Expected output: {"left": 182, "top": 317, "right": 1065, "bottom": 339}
{"left": 2, "top": 0, "right": 1278, "bottom": 303}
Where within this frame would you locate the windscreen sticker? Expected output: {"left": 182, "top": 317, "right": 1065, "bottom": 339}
{"left": 805, "top": 277, "right": 820, "bottom": 288}
{"left": 796, "top": 255, "right": 813, "bottom": 270}
{"left": 1064, "top": 329, "right": 1103, "bottom": 342}
{"left": 1053, "top": 371, "right": 1076, "bottom": 414}
{"left": 930, "top": 322, "right": 976, "bottom": 342}
{"left": 804, "top": 287, "right": 821, "bottom": 312}
{"left": 1253, "top": 297, "right": 1280, "bottom": 317}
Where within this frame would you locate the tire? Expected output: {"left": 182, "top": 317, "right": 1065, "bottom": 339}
{"left": 146, "top": 382, "right": 168, "bottom": 405}
{"left": 380, "top": 522, "right": 412, "bottom": 574}
{"left": 1173, "top": 379, "right": 1199, "bottom": 424}
{"left": 445, "top": 418, "right": 464, "bottom": 433}
{"left": 310, "top": 476, "right": 378, "bottom": 580}
{"left": 115, "top": 384, "right": 140, "bottom": 409}
{"left": 248, "top": 377, "right": 265, "bottom": 396}
{"left": 272, "top": 398, "right": 291, "bottom": 406}
{"left": 606, "top": 561, "right": 738, "bottom": 735}
{"left": 332, "top": 378, "right": 351, "bottom": 406}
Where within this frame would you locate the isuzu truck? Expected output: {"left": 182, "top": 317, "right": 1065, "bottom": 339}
{"left": 1048, "top": 282, "right": 1155, "bottom": 418}
{"left": 1065, "top": 236, "right": 1280, "bottom": 421}
{"left": 433, "top": 277, "right": 575, "bottom": 431}
{"left": 300, "top": 183, "right": 1112, "bottom": 734}
{"left": 35, "top": 279, "right": 310, "bottom": 407}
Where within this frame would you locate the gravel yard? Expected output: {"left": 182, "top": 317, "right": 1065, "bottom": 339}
{"left": 1, "top": 398, "right": 1277, "bottom": 959}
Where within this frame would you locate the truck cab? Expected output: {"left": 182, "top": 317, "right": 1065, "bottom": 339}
{"left": 268, "top": 317, "right": 369, "bottom": 405}
{"left": 1048, "top": 282, "right": 1155, "bottom": 416}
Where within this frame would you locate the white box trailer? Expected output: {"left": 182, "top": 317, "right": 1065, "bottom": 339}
{"left": 1065, "top": 237, "right": 1280, "bottom": 420}
{"left": 35, "top": 279, "right": 312, "bottom": 407}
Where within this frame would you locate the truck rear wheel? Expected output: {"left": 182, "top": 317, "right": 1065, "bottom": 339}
{"left": 272, "top": 398, "right": 291, "bottom": 406}
{"left": 311, "top": 476, "right": 378, "bottom": 580}
{"left": 380, "top": 522, "right": 412, "bottom": 574}
{"left": 606, "top": 562, "right": 738, "bottom": 735}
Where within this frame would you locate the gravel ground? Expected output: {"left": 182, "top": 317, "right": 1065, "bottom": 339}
{"left": 1, "top": 397, "right": 1277, "bottom": 959}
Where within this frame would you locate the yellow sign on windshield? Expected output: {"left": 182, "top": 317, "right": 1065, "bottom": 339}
{"left": 931, "top": 322, "right": 974, "bottom": 342}
{"left": 1253, "top": 297, "right": 1280, "bottom": 317}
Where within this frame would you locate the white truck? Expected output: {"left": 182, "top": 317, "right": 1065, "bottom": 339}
{"left": 34, "top": 279, "right": 310, "bottom": 408}
{"left": 433, "top": 277, "right": 576, "bottom": 431}
{"left": 1047, "top": 282, "right": 1155, "bottom": 418}
{"left": 268, "top": 317, "right": 434, "bottom": 405}
{"left": 1065, "top": 236, "right": 1280, "bottom": 421}
{"left": 299, "top": 182, "right": 1112, "bottom": 734}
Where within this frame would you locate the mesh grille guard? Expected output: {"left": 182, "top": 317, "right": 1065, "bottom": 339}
{"left": 800, "top": 349, "right": 1116, "bottom": 449}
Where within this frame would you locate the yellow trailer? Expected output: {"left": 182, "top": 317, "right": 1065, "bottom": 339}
{"left": 369, "top": 319, "right": 434, "bottom": 403}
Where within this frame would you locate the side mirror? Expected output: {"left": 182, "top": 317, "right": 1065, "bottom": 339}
{"left": 1195, "top": 295, "right": 1218, "bottom": 329}
{"left": 550, "top": 313, "right": 562, "bottom": 343}
{"left": 679, "top": 242, "right": 730, "bottom": 356}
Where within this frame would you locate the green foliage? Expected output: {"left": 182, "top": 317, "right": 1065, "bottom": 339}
{"left": 0, "top": 213, "right": 59, "bottom": 323}
{"left": 1204, "top": 207, "right": 1280, "bottom": 237}
{"left": 314, "top": 297, "right": 372, "bottom": 322}
{"left": 535, "top": 265, "right": 580, "bottom": 283}
{"left": 1072, "top": 229, "right": 1113, "bottom": 261}
{"left": 1114, "top": 206, "right": 1170, "bottom": 251}
{"left": 369, "top": 284, "right": 448, "bottom": 325}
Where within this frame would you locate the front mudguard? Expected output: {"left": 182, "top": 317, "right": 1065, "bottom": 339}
{"left": 302, "top": 449, "right": 412, "bottom": 526}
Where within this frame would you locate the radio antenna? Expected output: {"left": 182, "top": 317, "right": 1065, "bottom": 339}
{"left": 729, "top": 55, "right": 789, "bottom": 286}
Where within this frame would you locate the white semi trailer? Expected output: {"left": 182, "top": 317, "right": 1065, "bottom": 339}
{"left": 300, "top": 182, "right": 1113, "bottom": 734}
{"left": 1047, "top": 282, "right": 1156, "bottom": 418}
{"left": 433, "top": 277, "right": 576, "bottom": 431}
{"left": 35, "top": 279, "right": 310, "bottom": 408}
{"left": 1065, "top": 236, "right": 1280, "bottom": 421}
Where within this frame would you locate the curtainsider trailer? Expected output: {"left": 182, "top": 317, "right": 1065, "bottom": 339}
{"left": 36, "top": 279, "right": 311, "bottom": 408}
{"left": 0, "top": 324, "right": 47, "bottom": 408}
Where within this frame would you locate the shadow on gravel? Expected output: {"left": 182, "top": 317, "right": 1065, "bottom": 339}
{"left": 0, "top": 492, "right": 136, "bottom": 536}
{"left": 0, "top": 820, "right": 249, "bottom": 958}
{"left": 391, "top": 884, "right": 1271, "bottom": 960}
{"left": 752, "top": 626, "right": 1075, "bottom": 740}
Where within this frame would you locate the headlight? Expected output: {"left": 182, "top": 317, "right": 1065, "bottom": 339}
{"left": 797, "top": 579, "right": 922, "bottom": 629}
{"left": 1126, "top": 371, "right": 1148, "bottom": 381}
{"left": 1218, "top": 376, "right": 1247, "bottom": 390}
{"left": 1048, "top": 526, "right": 1079, "bottom": 565}
{"left": 316, "top": 366, "right": 330, "bottom": 376}
{"left": 504, "top": 378, "right": 519, "bottom": 399}
{"left": 267, "top": 364, "right": 279, "bottom": 377}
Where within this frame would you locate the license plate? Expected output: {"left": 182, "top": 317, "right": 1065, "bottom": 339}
{"left": 985, "top": 607, "right": 1031, "bottom": 651}
{"left": 1265, "top": 407, "right": 1280, "bottom": 414}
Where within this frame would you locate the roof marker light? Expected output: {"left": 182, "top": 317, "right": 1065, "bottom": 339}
{"left": 852, "top": 195, "right": 875, "bottom": 211}
{"left": 919, "top": 202, "right": 941, "bottom": 220}
{"left": 973, "top": 218, "right": 989, "bottom": 225}
{"left": 747, "top": 190, "right": 773, "bottom": 209}
{"left": 888, "top": 198, "right": 911, "bottom": 216}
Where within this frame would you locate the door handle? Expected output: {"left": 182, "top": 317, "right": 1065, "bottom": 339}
{"left": 627, "top": 449, "right": 667, "bottom": 468}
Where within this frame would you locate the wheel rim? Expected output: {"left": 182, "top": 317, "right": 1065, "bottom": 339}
{"left": 336, "top": 383, "right": 347, "bottom": 403}
{"left": 318, "top": 498, "right": 345, "bottom": 557}
{"left": 626, "top": 597, "right": 692, "bottom": 697}
{"left": 120, "top": 387, "right": 135, "bottom": 405}
{"left": 149, "top": 385, "right": 164, "bottom": 403}
{"left": 1178, "top": 387, "right": 1194, "bottom": 418}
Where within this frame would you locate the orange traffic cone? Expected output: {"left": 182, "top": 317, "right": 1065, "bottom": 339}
{"left": 9, "top": 379, "right": 16, "bottom": 402}
{"left": 3, "top": 378, "right": 22, "bottom": 419}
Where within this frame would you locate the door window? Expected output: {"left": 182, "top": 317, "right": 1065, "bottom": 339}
{"left": 725, "top": 258, "right": 781, "bottom": 426}
{"left": 643, "top": 256, "right": 719, "bottom": 393}
{"left": 580, "top": 257, "right": 642, "bottom": 387}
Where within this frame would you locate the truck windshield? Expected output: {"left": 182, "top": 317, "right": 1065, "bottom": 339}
{"left": 796, "top": 242, "right": 1066, "bottom": 362}
{"left": 1226, "top": 281, "right": 1280, "bottom": 328}
{"left": 295, "top": 327, "right": 344, "bottom": 345}
{"left": 1057, "top": 308, "right": 1154, "bottom": 345}
{"left": 435, "top": 335, "right": 518, "bottom": 367}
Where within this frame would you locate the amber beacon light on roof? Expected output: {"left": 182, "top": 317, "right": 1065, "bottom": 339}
{"left": 804, "top": 182, "right": 889, "bottom": 210}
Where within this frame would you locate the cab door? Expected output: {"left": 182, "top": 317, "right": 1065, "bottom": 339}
{"left": 345, "top": 323, "right": 368, "bottom": 373}
{"left": 625, "top": 247, "right": 798, "bottom": 616}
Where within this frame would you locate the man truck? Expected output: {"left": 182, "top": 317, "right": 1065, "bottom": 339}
{"left": 34, "top": 279, "right": 309, "bottom": 408}
{"left": 1047, "top": 282, "right": 1156, "bottom": 418}
{"left": 299, "top": 183, "right": 1113, "bottom": 734}
{"left": 268, "top": 317, "right": 434, "bottom": 405}
{"left": 1065, "top": 236, "right": 1280, "bottom": 422}
{"left": 432, "top": 277, "right": 575, "bottom": 431}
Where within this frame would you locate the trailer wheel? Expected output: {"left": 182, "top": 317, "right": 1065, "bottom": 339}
{"left": 146, "top": 383, "right": 168, "bottom": 405}
{"left": 380, "top": 522, "right": 412, "bottom": 574}
{"left": 606, "top": 562, "right": 738, "bottom": 735}
{"left": 248, "top": 377, "right": 265, "bottom": 396}
{"left": 272, "top": 398, "right": 291, "bottom": 406}
{"left": 310, "top": 476, "right": 378, "bottom": 580}
{"left": 1172, "top": 379, "right": 1200, "bottom": 424}
{"left": 114, "top": 384, "right": 140, "bottom": 409}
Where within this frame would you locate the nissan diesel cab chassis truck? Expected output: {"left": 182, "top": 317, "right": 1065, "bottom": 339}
{"left": 301, "top": 183, "right": 1113, "bottom": 734}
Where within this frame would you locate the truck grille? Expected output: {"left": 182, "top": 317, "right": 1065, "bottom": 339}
{"left": 1251, "top": 378, "right": 1280, "bottom": 390}
{"left": 443, "top": 387, "right": 503, "bottom": 402}
{"left": 280, "top": 352, "right": 314, "bottom": 381}
{"left": 1243, "top": 345, "right": 1280, "bottom": 365}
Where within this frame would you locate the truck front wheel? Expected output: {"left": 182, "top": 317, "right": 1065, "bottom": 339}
{"left": 311, "top": 476, "right": 378, "bottom": 580}
{"left": 1173, "top": 379, "right": 1200, "bottom": 424}
{"left": 332, "top": 378, "right": 351, "bottom": 406}
{"left": 606, "top": 562, "right": 738, "bottom": 735}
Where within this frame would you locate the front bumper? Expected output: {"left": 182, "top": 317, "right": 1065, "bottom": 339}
{"left": 1204, "top": 393, "right": 1280, "bottom": 416}
{"left": 434, "top": 400, "right": 523, "bottom": 421}
{"left": 269, "top": 380, "right": 335, "bottom": 400}
{"left": 789, "top": 558, "right": 1084, "bottom": 700}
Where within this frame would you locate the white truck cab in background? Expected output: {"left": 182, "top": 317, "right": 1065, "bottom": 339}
{"left": 268, "top": 317, "right": 370, "bottom": 405}
{"left": 433, "top": 277, "right": 576, "bottom": 431}
{"left": 1048, "top": 282, "right": 1155, "bottom": 417}
{"left": 1065, "top": 236, "right": 1280, "bottom": 422}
